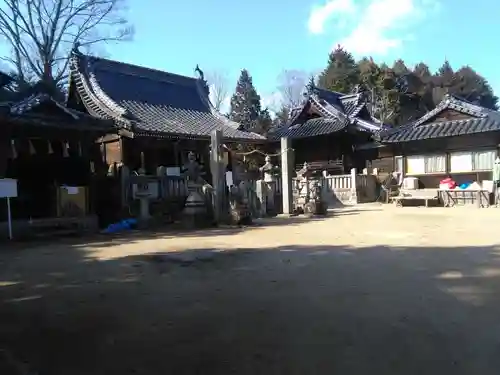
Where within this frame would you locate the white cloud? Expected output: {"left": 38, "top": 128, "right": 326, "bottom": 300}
{"left": 339, "top": 0, "right": 416, "bottom": 55}
{"left": 308, "top": 0, "right": 440, "bottom": 56}
{"left": 307, "top": 0, "right": 356, "bottom": 34}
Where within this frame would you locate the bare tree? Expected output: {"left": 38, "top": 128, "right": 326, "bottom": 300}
{"left": 277, "top": 69, "right": 309, "bottom": 109}
{"left": 0, "top": 0, "right": 133, "bottom": 90}
{"left": 206, "top": 69, "right": 229, "bottom": 112}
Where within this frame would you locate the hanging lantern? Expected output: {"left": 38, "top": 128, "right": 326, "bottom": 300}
{"left": 62, "top": 141, "right": 69, "bottom": 157}
{"left": 28, "top": 139, "right": 36, "bottom": 155}
{"left": 47, "top": 140, "right": 53, "bottom": 154}
{"left": 10, "top": 139, "right": 17, "bottom": 159}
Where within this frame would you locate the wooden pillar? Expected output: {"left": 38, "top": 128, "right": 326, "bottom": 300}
{"left": 281, "top": 137, "right": 293, "bottom": 215}
{"left": 210, "top": 130, "right": 225, "bottom": 223}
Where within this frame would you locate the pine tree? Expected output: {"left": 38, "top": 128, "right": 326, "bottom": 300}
{"left": 229, "top": 69, "right": 262, "bottom": 132}
{"left": 318, "top": 45, "right": 359, "bottom": 93}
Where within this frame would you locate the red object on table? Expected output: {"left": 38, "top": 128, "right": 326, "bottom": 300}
{"left": 440, "top": 177, "right": 457, "bottom": 189}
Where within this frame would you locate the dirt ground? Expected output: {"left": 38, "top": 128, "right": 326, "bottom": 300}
{"left": 1, "top": 204, "right": 500, "bottom": 374}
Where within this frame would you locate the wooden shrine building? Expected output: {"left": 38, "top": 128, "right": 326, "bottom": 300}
{"left": 67, "top": 46, "right": 265, "bottom": 185}
{"left": 268, "top": 86, "right": 382, "bottom": 175}
{"left": 0, "top": 75, "right": 114, "bottom": 238}
{"left": 363, "top": 94, "right": 500, "bottom": 188}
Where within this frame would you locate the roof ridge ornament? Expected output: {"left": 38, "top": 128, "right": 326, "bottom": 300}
{"left": 194, "top": 64, "right": 204, "bottom": 81}
{"left": 73, "top": 41, "right": 81, "bottom": 54}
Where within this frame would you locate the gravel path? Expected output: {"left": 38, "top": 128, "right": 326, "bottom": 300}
{"left": 1, "top": 204, "right": 500, "bottom": 374}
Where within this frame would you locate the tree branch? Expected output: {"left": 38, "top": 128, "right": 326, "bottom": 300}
{"left": 0, "top": 0, "right": 133, "bottom": 90}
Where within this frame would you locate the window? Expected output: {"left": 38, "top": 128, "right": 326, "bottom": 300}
{"left": 450, "top": 150, "right": 496, "bottom": 172}
{"left": 394, "top": 156, "right": 404, "bottom": 174}
{"left": 406, "top": 155, "right": 446, "bottom": 174}
{"left": 473, "top": 150, "right": 496, "bottom": 170}
{"left": 450, "top": 152, "right": 473, "bottom": 172}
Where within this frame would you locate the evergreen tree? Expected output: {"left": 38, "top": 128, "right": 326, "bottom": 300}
{"left": 229, "top": 69, "right": 262, "bottom": 131}
{"left": 413, "top": 62, "right": 432, "bottom": 83}
{"left": 318, "top": 45, "right": 359, "bottom": 93}
{"left": 432, "top": 60, "right": 455, "bottom": 103}
{"left": 306, "top": 75, "right": 316, "bottom": 95}
{"left": 357, "top": 57, "right": 382, "bottom": 111}
{"left": 256, "top": 108, "right": 273, "bottom": 135}
{"left": 392, "top": 59, "right": 409, "bottom": 76}
{"left": 451, "top": 66, "right": 498, "bottom": 109}
{"left": 410, "top": 63, "right": 434, "bottom": 114}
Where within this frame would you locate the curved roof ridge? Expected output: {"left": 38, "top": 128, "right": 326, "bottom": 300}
{"left": 310, "top": 94, "right": 347, "bottom": 121}
{"left": 412, "top": 93, "right": 491, "bottom": 127}
{"left": 72, "top": 50, "right": 131, "bottom": 118}
{"left": 69, "top": 51, "right": 130, "bottom": 125}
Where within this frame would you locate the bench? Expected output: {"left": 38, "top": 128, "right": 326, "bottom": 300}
{"left": 389, "top": 189, "right": 439, "bottom": 207}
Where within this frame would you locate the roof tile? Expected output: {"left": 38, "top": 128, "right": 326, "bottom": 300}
{"left": 69, "top": 50, "right": 264, "bottom": 141}
{"left": 378, "top": 95, "right": 500, "bottom": 143}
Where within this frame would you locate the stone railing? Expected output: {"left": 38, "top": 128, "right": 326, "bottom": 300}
{"left": 320, "top": 169, "right": 377, "bottom": 206}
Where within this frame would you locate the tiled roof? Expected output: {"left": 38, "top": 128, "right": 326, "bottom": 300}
{"left": 271, "top": 117, "right": 348, "bottom": 139}
{"left": 68, "top": 48, "right": 265, "bottom": 141}
{"left": 0, "top": 71, "right": 13, "bottom": 88}
{"left": 268, "top": 87, "right": 381, "bottom": 140}
{"left": 378, "top": 95, "right": 500, "bottom": 143}
{"left": 1, "top": 89, "right": 113, "bottom": 131}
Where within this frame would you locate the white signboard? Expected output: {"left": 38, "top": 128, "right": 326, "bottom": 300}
{"left": 0, "top": 178, "right": 17, "bottom": 198}
{"left": 132, "top": 181, "right": 159, "bottom": 200}
{"left": 225, "top": 171, "right": 234, "bottom": 187}
{"left": 166, "top": 167, "right": 181, "bottom": 177}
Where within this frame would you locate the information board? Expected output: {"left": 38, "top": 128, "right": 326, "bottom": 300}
{"left": 0, "top": 179, "right": 17, "bottom": 198}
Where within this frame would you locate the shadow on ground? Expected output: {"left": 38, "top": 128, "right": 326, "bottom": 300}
{"left": 1, "top": 235, "right": 499, "bottom": 373}
{"left": 1, "top": 207, "right": 373, "bottom": 251}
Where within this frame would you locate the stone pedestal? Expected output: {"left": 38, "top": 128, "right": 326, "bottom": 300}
{"left": 292, "top": 176, "right": 327, "bottom": 217}
{"left": 265, "top": 181, "right": 276, "bottom": 215}
{"left": 256, "top": 180, "right": 276, "bottom": 217}
{"left": 139, "top": 197, "right": 151, "bottom": 221}
{"left": 229, "top": 185, "right": 252, "bottom": 225}
{"left": 255, "top": 180, "right": 267, "bottom": 218}
{"left": 182, "top": 184, "right": 209, "bottom": 229}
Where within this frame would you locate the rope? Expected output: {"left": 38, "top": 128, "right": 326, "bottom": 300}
{"left": 221, "top": 144, "right": 294, "bottom": 158}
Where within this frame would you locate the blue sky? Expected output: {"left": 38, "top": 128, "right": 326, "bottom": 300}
{"left": 105, "top": 0, "right": 500, "bottom": 110}
{"left": 1, "top": 0, "right": 499, "bottom": 111}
